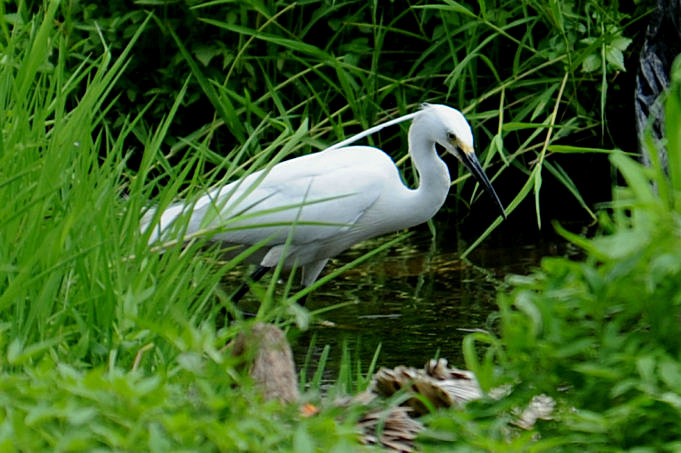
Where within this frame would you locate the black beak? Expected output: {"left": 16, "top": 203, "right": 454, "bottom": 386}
{"left": 460, "top": 151, "right": 506, "bottom": 220}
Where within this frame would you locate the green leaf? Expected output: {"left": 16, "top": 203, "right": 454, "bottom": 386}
{"left": 293, "top": 425, "right": 315, "bottom": 453}
{"left": 666, "top": 55, "right": 681, "bottom": 197}
{"left": 660, "top": 392, "right": 681, "bottom": 410}
{"left": 193, "top": 45, "right": 221, "bottom": 67}
{"left": 610, "top": 153, "right": 656, "bottom": 204}
{"left": 548, "top": 145, "right": 617, "bottom": 154}
{"left": 573, "top": 363, "right": 620, "bottom": 379}
{"left": 605, "top": 46, "right": 626, "bottom": 72}
{"left": 582, "top": 53, "right": 601, "bottom": 73}
{"left": 611, "top": 36, "right": 632, "bottom": 51}
{"left": 636, "top": 355, "right": 657, "bottom": 384}
{"left": 515, "top": 293, "right": 542, "bottom": 335}
{"left": 659, "top": 358, "right": 681, "bottom": 392}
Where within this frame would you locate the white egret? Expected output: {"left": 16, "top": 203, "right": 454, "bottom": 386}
{"left": 142, "top": 104, "right": 505, "bottom": 301}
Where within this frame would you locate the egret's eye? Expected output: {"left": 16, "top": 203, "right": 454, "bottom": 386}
{"left": 446, "top": 132, "right": 457, "bottom": 142}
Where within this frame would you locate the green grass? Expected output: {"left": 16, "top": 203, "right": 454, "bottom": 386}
{"left": 0, "top": 0, "right": 663, "bottom": 450}
{"left": 0, "top": 4, "right": 389, "bottom": 450}
{"left": 0, "top": 6, "right": 373, "bottom": 450}
{"left": 417, "top": 55, "right": 681, "bottom": 453}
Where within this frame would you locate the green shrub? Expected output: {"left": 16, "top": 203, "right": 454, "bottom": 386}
{"left": 422, "top": 55, "right": 681, "bottom": 452}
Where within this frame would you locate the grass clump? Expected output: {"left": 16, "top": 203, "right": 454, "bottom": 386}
{"left": 0, "top": 6, "right": 368, "bottom": 451}
{"left": 0, "top": 356, "right": 364, "bottom": 451}
{"left": 419, "top": 56, "right": 681, "bottom": 452}
{"left": 2, "top": 0, "right": 418, "bottom": 448}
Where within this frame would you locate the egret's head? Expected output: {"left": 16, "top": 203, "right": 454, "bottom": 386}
{"left": 420, "top": 103, "right": 506, "bottom": 219}
{"left": 422, "top": 104, "right": 475, "bottom": 154}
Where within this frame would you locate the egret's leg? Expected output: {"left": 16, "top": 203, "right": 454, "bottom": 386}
{"left": 232, "top": 265, "right": 270, "bottom": 303}
{"left": 220, "top": 266, "right": 271, "bottom": 326}
{"left": 296, "top": 258, "right": 327, "bottom": 308}
{"left": 297, "top": 293, "right": 309, "bottom": 307}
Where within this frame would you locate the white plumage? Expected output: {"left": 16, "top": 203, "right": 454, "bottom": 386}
{"left": 142, "top": 104, "right": 505, "bottom": 288}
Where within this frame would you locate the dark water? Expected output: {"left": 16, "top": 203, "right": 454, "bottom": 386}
{"left": 288, "top": 221, "right": 584, "bottom": 380}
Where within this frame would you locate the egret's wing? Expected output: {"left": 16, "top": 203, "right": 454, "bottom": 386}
{"left": 146, "top": 148, "right": 390, "bottom": 248}
{"left": 203, "top": 163, "right": 385, "bottom": 245}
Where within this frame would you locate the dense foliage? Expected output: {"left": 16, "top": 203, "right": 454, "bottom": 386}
{"left": 1, "top": 0, "right": 674, "bottom": 451}
{"left": 16, "top": 0, "right": 650, "bottom": 226}
{"left": 422, "top": 55, "right": 681, "bottom": 452}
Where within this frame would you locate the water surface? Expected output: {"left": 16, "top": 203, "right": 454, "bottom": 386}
{"left": 290, "top": 222, "right": 583, "bottom": 379}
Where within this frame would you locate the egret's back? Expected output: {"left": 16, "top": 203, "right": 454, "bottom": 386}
{"left": 143, "top": 145, "right": 406, "bottom": 268}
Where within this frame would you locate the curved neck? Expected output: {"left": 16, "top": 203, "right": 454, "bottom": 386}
{"left": 406, "top": 120, "right": 451, "bottom": 216}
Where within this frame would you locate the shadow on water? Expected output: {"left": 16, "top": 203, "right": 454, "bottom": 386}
{"left": 289, "top": 220, "right": 586, "bottom": 382}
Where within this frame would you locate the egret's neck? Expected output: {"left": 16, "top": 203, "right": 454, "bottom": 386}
{"left": 407, "top": 121, "right": 451, "bottom": 216}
